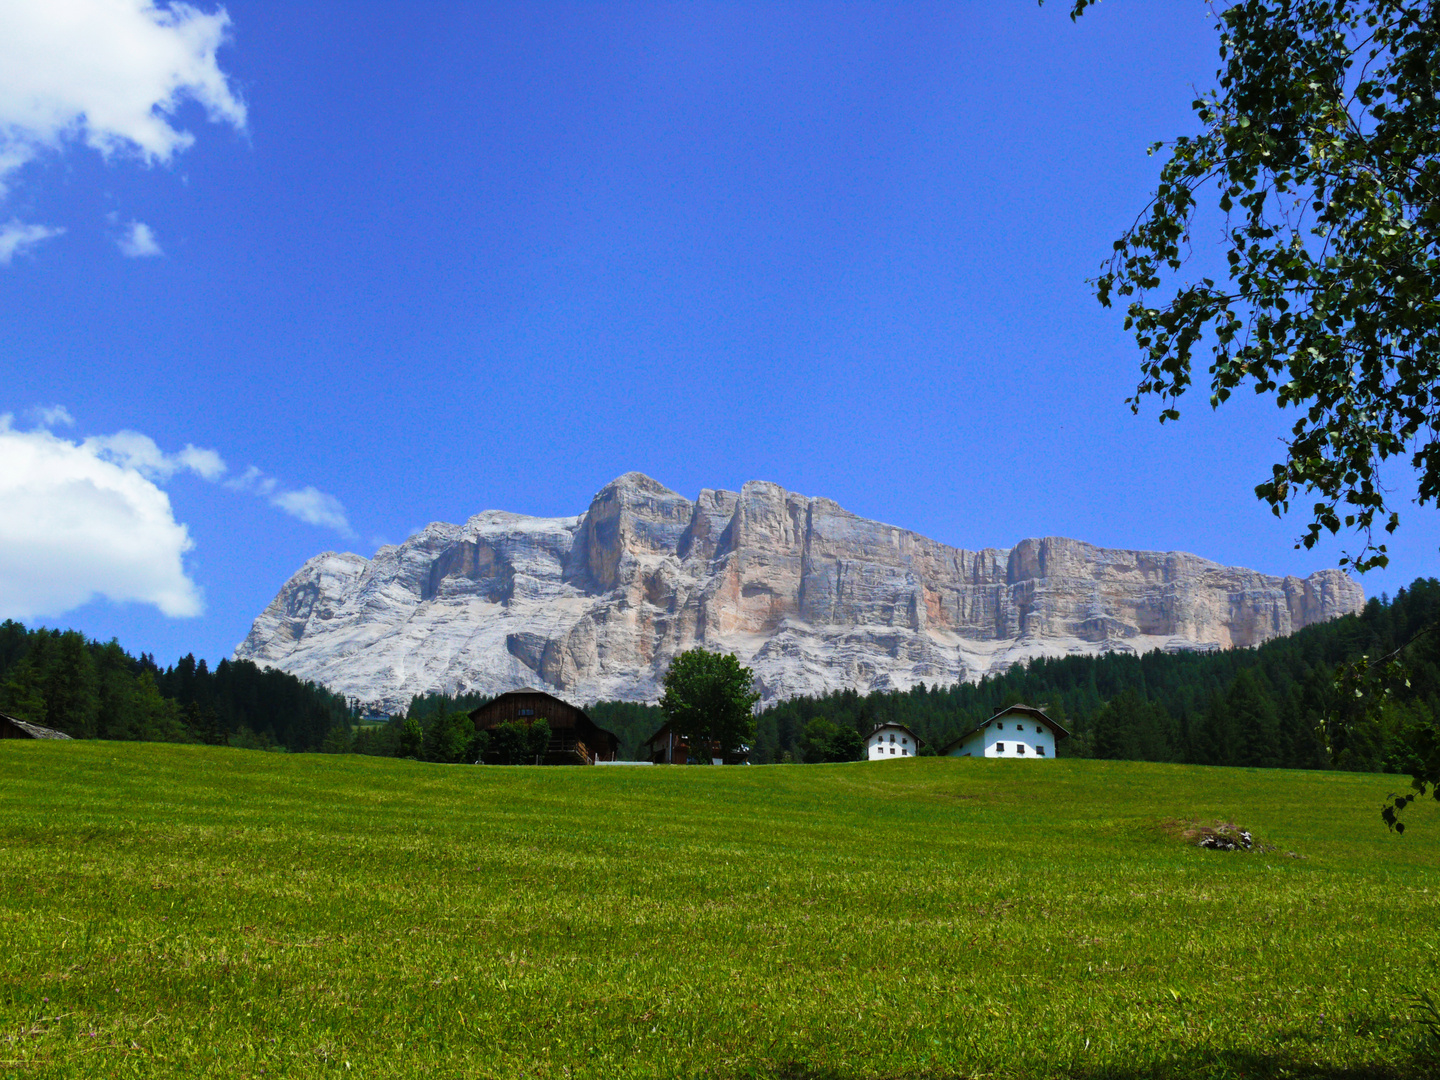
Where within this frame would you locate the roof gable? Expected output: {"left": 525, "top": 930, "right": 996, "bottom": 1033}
{"left": 865, "top": 722, "right": 924, "bottom": 746}
{"left": 939, "top": 704, "right": 1070, "bottom": 755}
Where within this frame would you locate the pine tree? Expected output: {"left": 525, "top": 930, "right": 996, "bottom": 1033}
{"left": 45, "top": 631, "right": 99, "bottom": 737}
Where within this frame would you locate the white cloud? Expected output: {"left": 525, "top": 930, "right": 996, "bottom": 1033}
{"left": 82, "top": 429, "right": 227, "bottom": 481}
{"left": 227, "top": 464, "right": 275, "bottom": 496}
{"left": 0, "top": 219, "right": 63, "bottom": 263}
{"left": 273, "top": 487, "right": 354, "bottom": 535}
{"left": 116, "top": 219, "right": 162, "bottom": 257}
{"left": 32, "top": 404, "right": 75, "bottom": 427}
{"left": 0, "top": 408, "right": 358, "bottom": 618}
{"left": 0, "top": 417, "right": 202, "bottom": 619}
{"left": 228, "top": 466, "right": 355, "bottom": 538}
{"left": 0, "top": 0, "right": 246, "bottom": 193}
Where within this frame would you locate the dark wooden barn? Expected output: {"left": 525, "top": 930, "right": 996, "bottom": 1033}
{"left": 641, "top": 722, "right": 749, "bottom": 765}
{"left": 0, "top": 713, "right": 71, "bottom": 740}
{"left": 468, "top": 689, "right": 619, "bottom": 765}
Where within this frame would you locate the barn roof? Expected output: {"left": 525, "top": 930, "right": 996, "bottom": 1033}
{"left": 0, "top": 713, "right": 72, "bottom": 740}
{"left": 467, "top": 689, "right": 620, "bottom": 744}
{"left": 642, "top": 721, "right": 689, "bottom": 748}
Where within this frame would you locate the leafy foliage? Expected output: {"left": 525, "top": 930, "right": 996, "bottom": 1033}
{"left": 488, "top": 720, "right": 551, "bottom": 765}
{"left": 423, "top": 710, "right": 484, "bottom": 764}
{"left": 1063, "top": 0, "right": 1440, "bottom": 573}
{"left": 659, "top": 648, "right": 760, "bottom": 762}
{"left": 586, "top": 700, "right": 667, "bottom": 760}
{"left": 800, "top": 717, "right": 863, "bottom": 763}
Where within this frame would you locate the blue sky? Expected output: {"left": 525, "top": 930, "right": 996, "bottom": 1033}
{"left": 2, "top": 1, "right": 1435, "bottom": 666}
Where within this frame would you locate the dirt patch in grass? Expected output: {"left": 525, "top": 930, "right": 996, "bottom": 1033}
{"left": 1159, "top": 817, "right": 1294, "bottom": 854}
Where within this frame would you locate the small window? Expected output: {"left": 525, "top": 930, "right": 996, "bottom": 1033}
{"left": 996, "top": 743, "right": 1005, "bottom": 753}
{"left": 902, "top": 749, "right": 908, "bottom": 756}
{"left": 890, "top": 747, "right": 896, "bottom": 755}
{"left": 1036, "top": 746, "right": 1045, "bottom": 756}
{"left": 1017, "top": 724, "right": 1025, "bottom": 732}
{"left": 901, "top": 737, "right": 907, "bottom": 745}
{"left": 1017, "top": 744, "right": 1026, "bottom": 754}
{"left": 997, "top": 723, "right": 1004, "bottom": 730}
{"left": 518, "top": 708, "right": 534, "bottom": 717}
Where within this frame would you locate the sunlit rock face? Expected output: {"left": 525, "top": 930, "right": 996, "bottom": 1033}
{"left": 234, "top": 472, "right": 1365, "bottom": 712}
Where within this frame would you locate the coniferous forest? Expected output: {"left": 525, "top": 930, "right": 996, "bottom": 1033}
{"left": 0, "top": 621, "right": 354, "bottom": 751}
{"left": 753, "top": 578, "right": 1440, "bottom": 770}
{"left": 4, "top": 578, "right": 1438, "bottom": 772}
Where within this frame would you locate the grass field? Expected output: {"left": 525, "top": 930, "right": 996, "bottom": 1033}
{"left": 1, "top": 744, "right": 1438, "bottom": 1078}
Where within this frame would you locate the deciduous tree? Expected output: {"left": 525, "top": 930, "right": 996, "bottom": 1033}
{"left": 1058, "top": 0, "right": 1440, "bottom": 823}
{"left": 660, "top": 649, "right": 760, "bottom": 763}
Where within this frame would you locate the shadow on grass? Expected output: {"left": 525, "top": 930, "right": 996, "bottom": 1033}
{"left": 751, "top": 1049, "right": 1436, "bottom": 1080}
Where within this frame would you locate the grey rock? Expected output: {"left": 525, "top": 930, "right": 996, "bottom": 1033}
{"left": 234, "top": 473, "right": 1365, "bottom": 712}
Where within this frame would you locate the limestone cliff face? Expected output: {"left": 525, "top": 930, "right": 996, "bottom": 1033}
{"left": 234, "top": 473, "right": 1365, "bottom": 711}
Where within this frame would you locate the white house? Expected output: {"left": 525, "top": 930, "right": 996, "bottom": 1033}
{"left": 865, "top": 722, "right": 923, "bottom": 760}
{"left": 941, "top": 704, "right": 1069, "bottom": 760}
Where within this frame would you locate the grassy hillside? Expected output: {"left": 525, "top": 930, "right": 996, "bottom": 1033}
{"left": 0, "top": 745, "right": 1437, "bottom": 1078}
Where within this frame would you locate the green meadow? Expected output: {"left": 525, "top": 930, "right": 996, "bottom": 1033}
{"left": 1, "top": 743, "right": 1438, "bottom": 1079}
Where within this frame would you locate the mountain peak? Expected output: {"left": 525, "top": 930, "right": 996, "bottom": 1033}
{"left": 235, "top": 475, "right": 1364, "bottom": 712}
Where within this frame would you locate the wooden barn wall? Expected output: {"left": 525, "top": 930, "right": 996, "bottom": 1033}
{"left": 471, "top": 695, "right": 585, "bottom": 731}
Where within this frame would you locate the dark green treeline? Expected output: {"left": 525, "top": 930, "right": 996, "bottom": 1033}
{"left": 6, "top": 578, "right": 1436, "bottom": 769}
{"left": 384, "top": 580, "right": 1439, "bottom": 768}
{"left": 754, "top": 578, "right": 1440, "bottom": 770}
{"left": 352, "top": 695, "right": 664, "bottom": 762}
{"left": 0, "top": 621, "right": 353, "bottom": 751}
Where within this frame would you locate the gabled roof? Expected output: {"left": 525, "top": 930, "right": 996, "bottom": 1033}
{"left": 0, "top": 713, "right": 72, "bottom": 740}
{"left": 467, "top": 687, "right": 580, "bottom": 715}
{"left": 642, "top": 721, "right": 675, "bottom": 748}
{"left": 940, "top": 704, "right": 1069, "bottom": 755}
{"left": 467, "top": 689, "right": 620, "bottom": 745}
{"left": 865, "top": 722, "right": 924, "bottom": 747}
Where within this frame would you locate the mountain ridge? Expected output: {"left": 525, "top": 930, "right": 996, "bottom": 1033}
{"left": 234, "top": 473, "right": 1365, "bottom": 712}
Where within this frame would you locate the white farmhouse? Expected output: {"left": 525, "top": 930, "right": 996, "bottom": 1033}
{"left": 865, "top": 722, "right": 923, "bottom": 760}
{"left": 941, "top": 704, "right": 1069, "bottom": 759}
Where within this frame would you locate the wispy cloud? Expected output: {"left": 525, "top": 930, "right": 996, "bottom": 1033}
{"left": 0, "top": 219, "right": 62, "bottom": 264}
{"left": 83, "top": 430, "right": 227, "bottom": 482}
{"left": 31, "top": 404, "right": 74, "bottom": 427}
{"left": 28, "top": 409, "right": 357, "bottom": 543}
{"left": 273, "top": 487, "right": 353, "bottom": 535}
{"left": 228, "top": 466, "right": 356, "bottom": 539}
{"left": 116, "top": 220, "right": 162, "bottom": 258}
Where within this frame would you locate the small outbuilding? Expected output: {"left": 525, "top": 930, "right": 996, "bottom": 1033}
{"left": 941, "top": 704, "right": 1069, "bottom": 759}
{"left": 641, "top": 723, "right": 749, "bottom": 765}
{"left": 0, "top": 713, "right": 71, "bottom": 740}
{"left": 865, "top": 722, "right": 922, "bottom": 760}
{"left": 467, "top": 688, "right": 620, "bottom": 765}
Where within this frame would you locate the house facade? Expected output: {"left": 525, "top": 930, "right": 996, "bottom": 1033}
{"left": 467, "top": 689, "right": 619, "bottom": 764}
{"left": 941, "top": 704, "right": 1069, "bottom": 759}
{"left": 865, "top": 722, "right": 922, "bottom": 760}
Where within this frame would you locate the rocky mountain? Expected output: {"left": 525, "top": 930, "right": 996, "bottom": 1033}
{"left": 235, "top": 472, "right": 1365, "bottom": 712}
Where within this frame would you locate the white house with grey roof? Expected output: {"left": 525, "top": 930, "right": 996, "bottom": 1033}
{"left": 865, "top": 722, "right": 922, "bottom": 760}
{"left": 941, "top": 705, "right": 1068, "bottom": 759}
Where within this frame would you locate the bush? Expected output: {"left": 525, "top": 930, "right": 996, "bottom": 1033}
{"left": 801, "top": 717, "right": 862, "bottom": 762}
{"left": 424, "top": 711, "right": 476, "bottom": 763}
{"left": 490, "top": 720, "right": 550, "bottom": 765}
